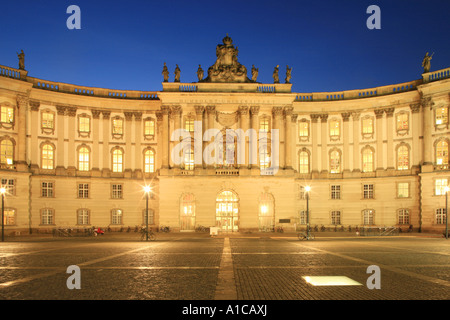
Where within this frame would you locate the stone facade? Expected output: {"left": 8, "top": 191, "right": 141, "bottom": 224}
{"left": 0, "top": 42, "right": 449, "bottom": 235}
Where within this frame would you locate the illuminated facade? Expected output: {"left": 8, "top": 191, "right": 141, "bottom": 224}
{"left": 0, "top": 37, "right": 449, "bottom": 234}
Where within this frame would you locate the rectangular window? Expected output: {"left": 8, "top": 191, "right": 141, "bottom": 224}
{"left": 42, "top": 112, "right": 54, "bottom": 129}
{"left": 112, "top": 118, "right": 123, "bottom": 135}
{"left": 77, "top": 183, "right": 89, "bottom": 198}
{"left": 260, "top": 118, "right": 269, "bottom": 132}
{"left": 396, "top": 113, "right": 409, "bottom": 131}
{"left": 1, "top": 178, "right": 15, "bottom": 195}
{"left": 41, "top": 209, "right": 54, "bottom": 225}
{"left": 79, "top": 116, "right": 90, "bottom": 133}
{"left": 436, "top": 107, "right": 448, "bottom": 125}
{"left": 331, "top": 185, "right": 341, "bottom": 199}
{"left": 331, "top": 211, "right": 341, "bottom": 225}
{"left": 143, "top": 208, "right": 154, "bottom": 225}
{"left": 299, "top": 211, "right": 307, "bottom": 225}
{"left": 330, "top": 120, "right": 340, "bottom": 137}
{"left": 435, "top": 208, "right": 447, "bottom": 225}
{"left": 1, "top": 106, "right": 14, "bottom": 124}
{"left": 77, "top": 209, "right": 90, "bottom": 225}
{"left": 3, "top": 209, "right": 15, "bottom": 225}
{"left": 363, "top": 184, "right": 374, "bottom": 199}
{"left": 435, "top": 178, "right": 448, "bottom": 196}
{"left": 111, "top": 209, "right": 123, "bottom": 225}
{"left": 397, "top": 182, "right": 409, "bottom": 198}
{"left": 112, "top": 184, "right": 123, "bottom": 199}
{"left": 298, "top": 185, "right": 305, "bottom": 200}
{"left": 185, "top": 118, "right": 194, "bottom": 132}
{"left": 41, "top": 182, "right": 54, "bottom": 198}
{"left": 299, "top": 121, "right": 309, "bottom": 138}
{"left": 362, "top": 117, "right": 373, "bottom": 135}
{"left": 144, "top": 120, "right": 155, "bottom": 136}
{"left": 398, "top": 209, "right": 410, "bottom": 225}
{"left": 363, "top": 209, "right": 374, "bottom": 225}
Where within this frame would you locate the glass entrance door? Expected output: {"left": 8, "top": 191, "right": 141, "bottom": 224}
{"left": 216, "top": 190, "right": 239, "bottom": 232}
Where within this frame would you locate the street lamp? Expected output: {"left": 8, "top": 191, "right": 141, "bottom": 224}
{"left": 305, "top": 186, "right": 311, "bottom": 240}
{"left": 445, "top": 186, "right": 449, "bottom": 240}
{"left": 144, "top": 185, "right": 151, "bottom": 241}
{"left": 1, "top": 187, "right": 6, "bottom": 242}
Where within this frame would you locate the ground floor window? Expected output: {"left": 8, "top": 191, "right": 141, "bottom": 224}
{"left": 259, "top": 193, "right": 274, "bottom": 231}
{"left": 436, "top": 208, "right": 447, "bottom": 225}
{"left": 41, "top": 208, "right": 54, "bottom": 225}
{"left": 362, "top": 209, "right": 374, "bottom": 225}
{"left": 77, "top": 209, "right": 90, "bottom": 225}
{"left": 3, "top": 208, "right": 15, "bottom": 225}
{"left": 216, "top": 190, "right": 239, "bottom": 232}
{"left": 111, "top": 209, "right": 123, "bottom": 225}
{"left": 143, "top": 208, "right": 154, "bottom": 225}
{"left": 397, "top": 209, "right": 410, "bottom": 225}
{"left": 180, "top": 193, "right": 195, "bottom": 231}
{"left": 331, "top": 211, "right": 341, "bottom": 225}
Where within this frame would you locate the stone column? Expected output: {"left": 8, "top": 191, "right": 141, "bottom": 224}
{"left": 206, "top": 106, "right": 216, "bottom": 169}
{"left": 91, "top": 110, "right": 101, "bottom": 175}
{"left": 66, "top": 106, "right": 77, "bottom": 173}
{"left": 239, "top": 106, "right": 249, "bottom": 168}
{"left": 101, "top": 110, "right": 111, "bottom": 175}
{"left": 29, "top": 101, "right": 40, "bottom": 170}
{"left": 272, "top": 107, "right": 284, "bottom": 169}
{"left": 421, "top": 97, "right": 434, "bottom": 166}
{"left": 410, "top": 103, "right": 421, "bottom": 168}
{"left": 124, "top": 112, "right": 133, "bottom": 176}
{"left": 284, "top": 106, "right": 293, "bottom": 170}
{"left": 374, "top": 109, "right": 384, "bottom": 170}
{"left": 310, "top": 114, "right": 320, "bottom": 174}
{"left": 194, "top": 106, "right": 205, "bottom": 169}
{"left": 170, "top": 106, "right": 182, "bottom": 169}
{"left": 16, "top": 94, "right": 28, "bottom": 171}
{"left": 291, "top": 113, "right": 298, "bottom": 172}
{"left": 352, "top": 112, "right": 360, "bottom": 172}
{"left": 55, "top": 105, "right": 66, "bottom": 173}
{"left": 384, "top": 108, "right": 395, "bottom": 170}
{"left": 133, "top": 112, "right": 142, "bottom": 177}
{"left": 250, "top": 106, "right": 260, "bottom": 169}
{"left": 155, "top": 111, "right": 163, "bottom": 170}
{"left": 320, "top": 113, "right": 328, "bottom": 173}
{"left": 341, "top": 112, "right": 351, "bottom": 172}
{"left": 161, "top": 105, "right": 170, "bottom": 169}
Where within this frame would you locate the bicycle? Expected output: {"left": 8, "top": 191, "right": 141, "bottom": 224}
{"left": 140, "top": 227, "right": 156, "bottom": 241}
{"left": 276, "top": 226, "right": 284, "bottom": 233}
{"left": 159, "top": 225, "right": 170, "bottom": 233}
{"left": 298, "top": 232, "right": 315, "bottom": 240}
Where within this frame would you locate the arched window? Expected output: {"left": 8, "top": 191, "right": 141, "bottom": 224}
{"left": 41, "top": 143, "right": 54, "bottom": 169}
{"left": 112, "top": 148, "right": 123, "bottom": 172}
{"left": 180, "top": 193, "right": 195, "bottom": 231}
{"left": 362, "top": 147, "right": 374, "bottom": 172}
{"left": 183, "top": 147, "right": 194, "bottom": 171}
{"left": 259, "top": 193, "right": 275, "bottom": 231}
{"left": 330, "top": 149, "right": 341, "bottom": 173}
{"left": 397, "top": 145, "right": 409, "bottom": 170}
{"left": 259, "top": 144, "right": 271, "bottom": 169}
{"left": 436, "top": 140, "right": 449, "bottom": 167}
{"left": 144, "top": 149, "right": 155, "bottom": 173}
{"left": 299, "top": 150, "right": 309, "bottom": 174}
{"left": 78, "top": 146, "right": 90, "bottom": 171}
{"left": 0, "top": 139, "right": 14, "bottom": 166}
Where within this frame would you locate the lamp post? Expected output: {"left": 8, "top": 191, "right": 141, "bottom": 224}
{"left": 144, "top": 185, "right": 151, "bottom": 241}
{"left": 445, "top": 186, "right": 449, "bottom": 240}
{"left": 305, "top": 186, "right": 311, "bottom": 240}
{"left": 1, "top": 187, "right": 6, "bottom": 242}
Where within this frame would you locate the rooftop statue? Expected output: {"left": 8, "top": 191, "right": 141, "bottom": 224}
{"left": 162, "top": 62, "right": 169, "bottom": 82}
{"left": 251, "top": 65, "right": 259, "bottom": 82}
{"left": 203, "top": 34, "right": 251, "bottom": 83}
{"left": 285, "top": 65, "right": 292, "bottom": 84}
{"left": 17, "top": 50, "right": 25, "bottom": 70}
{"left": 197, "top": 64, "right": 204, "bottom": 81}
{"left": 273, "top": 65, "right": 280, "bottom": 84}
{"left": 422, "top": 52, "right": 433, "bottom": 74}
{"left": 174, "top": 64, "right": 181, "bottom": 82}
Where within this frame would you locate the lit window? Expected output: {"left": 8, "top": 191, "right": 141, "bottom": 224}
{"left": 78, "top": 147, "right": 90, "bottom": 171}
{"left": 144, "top": 149, "right": 155, "bottom": 173}
{"left": 362, "top": 148, "right": 374, "bottom": 172}
{"left": 1, "top": 106, "right": 14, "bottom": 124}
{"left": 330, "top": 119, "right": 340, "bottom": 138}
{"left": 3, "top": 209, "right": 15, "bottom": 225}
{"left": 331, "top": 211, "right": 341, "bottom": 225}
{"left": 41, "top": 182, "right": 54, "bottom": 198}
{"left": 144, "top": 119, "right": 155, "bottom": 137}
{"left": 435, "top": 178, "right": 448, "bottom": 196}
{"left": 41, "top": 144, "right": 54, "bottom": 169}
{"left": 1, "top": 179, "right": 15, "bottom": 195}
{"left": 299, "top": 121, "right": 309, "bottom": 138}
{"left": 185, "top": 118, "right": 194, "bottom": 132}
{"left": 77, "top": 209, "right": 90, "bottom": 225}
{"left": 112, "top": 148, "right": 123, "bottom": 172}
{"left": 260, "top": 145, "right": 270, "bottom": 169}
{"left": 363, "top": 184, "right": 374, "bottom": 199}
{"left": 331, "top": 185, "right": 341, "bottom": 199}
{"left": 397, "top": 182, "right": 409, "bottom": 198}
{"left": 362, "top": 117, "right": 373, "bottom": 135}
{"left": 79, "top": 116, "right": 90, "bottom": 133}
{"left": 143, "top": 208, "right": 154, "bottom": 225}
{"left": 299, "top": 151, "right": 309, "bottom": 174}
{"left": 436, "top": 208, "right": 447, "bottom": 225}
{"left": 396, "top": 113, "right": 409, "bottom": 131}
{"left": 435, "top": 107, "right": 448, "bottom": 125}
{"left": 41, "top": 112, "right": 54, "bottom": 129}
{"left": 41, "top": 208, "right": 54, "bottom": 225}
{"left": 0, "top": 139, "right": 14, "bottom": 166}
{"left": 78, "top": 183, "right": 89, "bottom": 198}
{"left": 436, "top": 140, "right": 449, "bottom": 166}
{"left": 362, "top": 209, "right": 374, "bottom": 225}
{"left": 111, "top": 209, "right": 123, "bottom": 225}
{"left": 260, "top": 117, "right": 270, "bottom": 132}
{"left": 112, "top": 118, "right": 123, "bottom": 135}
{"left": 299, "top": 211, "right": 307, "bottom": 225}
{"left": 330, "top": 150, "right": 341, "bottom": 173}
{"left": 397, "top": 145, "right": 409, "bottom": 170}
{"left": 183, "top": 148, "right": 194, "bottom": 171}
{"left": 111, "top": 184, "right": 123, "bottom": 199}
{"left": 398, "top": 209, "right": 410, "bottom": 225}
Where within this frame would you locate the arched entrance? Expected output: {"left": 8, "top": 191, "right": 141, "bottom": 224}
{"left": 216, "top": 190, "right": 239, "bottom": 232}
{"left": 259, "top": 193, "right": 275, "bottom": 231}
{"left": 180, "top": 193, "right": 195, "bottom": 231}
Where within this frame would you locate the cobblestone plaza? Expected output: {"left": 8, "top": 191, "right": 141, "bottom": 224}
{"left": 0, "top": 233, "right": 448, "bottom": 301}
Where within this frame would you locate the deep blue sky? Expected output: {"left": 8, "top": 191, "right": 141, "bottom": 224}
{"left": 1, "top": 0, "right": 449, "bottom": 93}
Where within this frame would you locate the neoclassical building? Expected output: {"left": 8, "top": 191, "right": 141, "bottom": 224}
{"left": 0, "top": 35, "right": 449, "bottom": 234}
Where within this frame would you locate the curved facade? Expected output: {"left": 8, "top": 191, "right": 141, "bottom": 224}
{"left": 0, "top": 40, "right": 449, "bottom": 235}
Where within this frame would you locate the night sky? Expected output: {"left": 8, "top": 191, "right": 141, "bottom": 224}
{"left": 1, "top": 0, "right": 449, "bottom": 93}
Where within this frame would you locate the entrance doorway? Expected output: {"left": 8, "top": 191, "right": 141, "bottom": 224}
{"left": 180, "top": 193, "right": 195, "bottom": 231}
{"left": 216, "top": 190, "right": 239, "bottom": 232}
{"left": 259, "top": 192, "right": 275, "bottom": 231}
